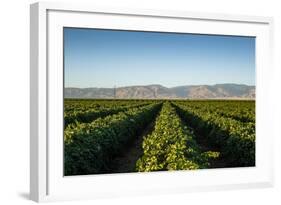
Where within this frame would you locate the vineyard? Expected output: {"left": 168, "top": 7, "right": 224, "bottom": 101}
{"left": 64, "top": 99, "right": 255, "bottom": 176}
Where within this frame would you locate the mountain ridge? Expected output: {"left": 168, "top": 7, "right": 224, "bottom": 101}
{"left": 65, "top": 84, "right": 255, "bottom": 99}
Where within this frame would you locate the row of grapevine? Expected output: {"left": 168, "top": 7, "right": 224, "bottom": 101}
{"left": 64, "top": 99, "right": 149, "bottom": 113}
{"left": 64, "top": 103, "right": 162, "bottom": 175}
{"left": 175, "top": 100, "right": 255, "bottom": 123}
{"left": 64, "top": 101, "right": 150, "bottom": 128}
{"left": 136, "top": 102, "right": 219, "bottom": 172}
{"left": 172, "top": 102, "right": 255, "bottom": 166}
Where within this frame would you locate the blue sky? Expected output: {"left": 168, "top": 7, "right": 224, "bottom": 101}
{"left": 64, "top": 28, "right": 255, "bottom": 88}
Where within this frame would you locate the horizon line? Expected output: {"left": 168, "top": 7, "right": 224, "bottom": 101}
{"left": 65, "top": 83, "right": 256, "bottom": 89}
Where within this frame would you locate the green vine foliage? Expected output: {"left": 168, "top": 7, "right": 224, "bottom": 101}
{"left": 64, "top": 100, "right": 150, "bottom": 128}
{"left": 136, "top": 102, "right": 219, "bottom": 172}
{"left": 172, "top": 101, "right": 255, "bottom": 167}
{"left": 64, "top": 99, "right": 255, "bottom": 175}
{"left": 64, "top": 103, "right": 162, "bottom": 175}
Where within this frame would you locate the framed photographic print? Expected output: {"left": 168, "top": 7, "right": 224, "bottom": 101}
{"left": 30, "top": 2, "right": 274, "bottom": 202}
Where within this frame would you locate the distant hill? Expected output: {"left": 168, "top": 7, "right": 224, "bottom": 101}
{"left": 65, "top": 84, "right": 255, "bottom": 99}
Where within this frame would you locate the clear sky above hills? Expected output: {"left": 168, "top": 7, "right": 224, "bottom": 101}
{"left": 64, "top": 27, "right": 255, "bottom": 88}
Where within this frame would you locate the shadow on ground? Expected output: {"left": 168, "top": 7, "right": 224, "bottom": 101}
{"left": 18, "top": 192, "right": 29, "bottom": 200}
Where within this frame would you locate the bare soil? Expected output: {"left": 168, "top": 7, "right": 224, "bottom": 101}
{"left": 110, "top": 121, "right": 155, "bottom": 173}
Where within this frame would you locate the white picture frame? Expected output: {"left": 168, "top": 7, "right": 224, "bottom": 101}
{"left": 30, "top": 2, "right": 274, "bottom": 202}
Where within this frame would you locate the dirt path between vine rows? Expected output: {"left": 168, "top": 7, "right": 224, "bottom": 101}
{"left": 193, "top": 130, "right": 229, "bottom": 168}
{"left": 110, "top": 121, "right": 155, "bottom": 173}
